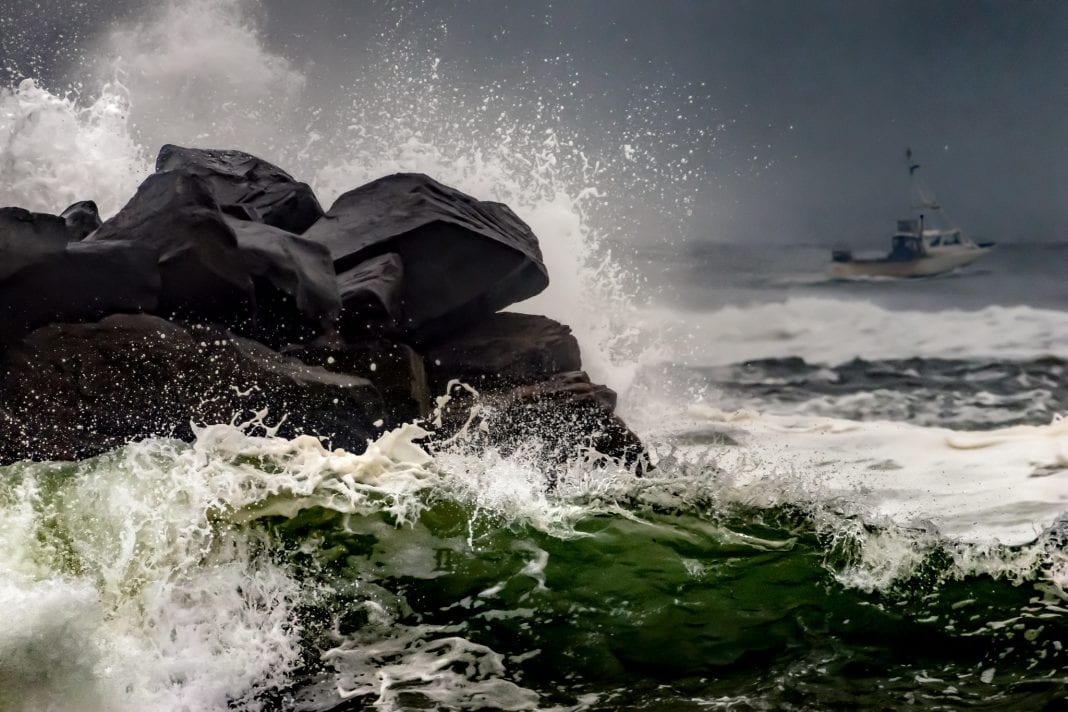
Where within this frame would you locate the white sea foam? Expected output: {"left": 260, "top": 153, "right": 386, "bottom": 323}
{"left": 685, "top": 406, "right": 1068, "bottom": 548}
{"left": 0, "top": 79, "right": 148, "bottom": 216}
{"left": 644, "top": 297, "right": 1068, "bottom": 367}
{"left": 718, "top": 387, "right": 1059, "bottom": 430}
{"left": 0, "top": 423, "right": 474, "bottom": 712}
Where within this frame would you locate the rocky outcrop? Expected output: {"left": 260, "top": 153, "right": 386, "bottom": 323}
{"left": 0, "top": 146, "right": 642, "bottom": 469}
{"left": 225, "top": 217, "right": 340, "bottom": 344}
{"left": 0, "top": 207, "right": 71, "bottom": 259}
{"left": 88, "top": 170, "right": 256, "bottom": 325}
{"left": 421, "top": 313, "right": 641, "bottom": 465}
{"left": 336, "top": 252, "right": 405, "bottom": 336}
{"left": 0, "top": 241, "right": 160, "bottom": 344}
{"left": 431, "top": 371, "right": 645, "bottom": 467}
{"left": 87, "top": 171, "right": 339, "bottom": 344}
{"left": 157, "top": 144, "right": 324, "bottom": 234}
{"left": 60, "top": 200, "right": 102, "bottom": 239}
{"left": 303, "top": 173, "right": 549, "bottom": 340}
{"left": 287, "top": 338, "right": 431, "bottom": 427}
{"left": 423, "top": 312, "right": 582, "bottom": 392}
{"left": 0, "top": 314, "right": 382, "bottom": 464}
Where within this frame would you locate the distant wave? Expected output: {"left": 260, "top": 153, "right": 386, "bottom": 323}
{"left": 641, "top": 296, "right": 1068, "bottom": 367}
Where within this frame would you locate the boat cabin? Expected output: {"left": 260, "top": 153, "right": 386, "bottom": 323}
{"left": 925, "top": 230, "right": 963, "bottom": 247}
{"left": 889, "top": 234, "right": 924, "bottom": 261}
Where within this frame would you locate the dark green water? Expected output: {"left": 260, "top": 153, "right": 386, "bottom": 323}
{"left": 1, "top": 425, "right": 1065, "bottom": 711}
{"left": 268, "top": 493, "right": 1068, "bottom": 710}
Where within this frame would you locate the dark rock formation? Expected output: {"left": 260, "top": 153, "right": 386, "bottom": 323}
{"left": 0, "top": 148, "right": 642, "bottom": 469}
{"left": 287, "top": 338, "right": 430, "bottom": 427}
{"left": 336, "top": 252, "right": 405, "bottom": 336}
{"left": 431, "top": 371, "right": 645, "bottom": 467}
{"left": 88, "top": 171, "right": 255, "bottom": 325}
{"left": 87, "top": 171, "right": 338, "bottom": 343}
{"left": 303, "top": 173, "right": 549, "bottom": 340}
{"left": 60, "top": 200, "right": 102, "bottom": 239}
{"left": 0, "top": 314, "right": 382, "bottom": 464}
{"left": 0, "top": 241, "right": 160, "bottom": 344}
{"left": 225, "top": 217, "right": 340, "bottom": 344}
{"left": 0, "top": 207, "right": 71, "bottom": 262}
{"left": 423, "top": 312, "right": 581, "bottom": 392}
{"left": 157, "top": 144, "right": 324, "bottom": 234}
{"left": 422, "top": 313, "right": 641, "bottom": 466}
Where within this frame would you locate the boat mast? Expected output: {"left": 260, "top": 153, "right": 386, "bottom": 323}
{"left": 904, "top": 147, "right": 947, "bottom": 233}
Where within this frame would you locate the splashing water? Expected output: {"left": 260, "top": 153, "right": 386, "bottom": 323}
{"left": 0, "top": 78, "right": 147, "bottom": 216}
{"left": 2, "top": 1, "right": 1067, "bottom": 709}
{"left": 2, "top": 420, "right": 1066, "bottom": 711}
{"left": 1, "top": 0, "right": 688, "bottom": 392}
{"left": 0, "top": 423, "right": 445, "bottom": 712}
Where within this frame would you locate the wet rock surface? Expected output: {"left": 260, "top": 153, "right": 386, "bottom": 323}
{"left": 225, "top": 217, "right": 340, "bottom": 345}
{"left": 0, "top": 146, "right": 641, "bottom": 467}
{"left": 60, "top": 200, "right": 102, "bottom": 239}
{"left": 303, "top": 173, "right": 549, "bottom": 340}
{"left": 0, "top": 240, "right": 160, "bottom": 344}
{"left": 286, "top": 338, "right": 431, "bottom": 428}
{"left": 156, "top": 143, "right": 324, "bottom": 234}
{"left": 430, "top": 370, "right": 646, "bottom": 467}
{"left": 423, "top": 312, "right": 582, "bottom": 392}
{"left": 336, "top": 251, "right": 405, "bottom": 336}
{"left": 88, "top": 170, "right": 256, "bottom": 325}
{"left": 0, "top": 314, "right": 381, "bottom": 464}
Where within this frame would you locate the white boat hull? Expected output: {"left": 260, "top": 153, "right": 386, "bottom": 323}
{"left": 827, "top": 246, "right": 992, "bottom": 279}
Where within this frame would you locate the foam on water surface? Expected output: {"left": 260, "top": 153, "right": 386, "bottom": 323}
{"left": 684, "top": 406, "right": 1068, "bottom": 547}
{"left": 645, "top": 296, "right": 1068, "bottom": 367}
{"left": 0, "top": 424, "right": 453, "bottom": 712}
{"left": 0, "top": 409, "right": 1065, "bottom": 710}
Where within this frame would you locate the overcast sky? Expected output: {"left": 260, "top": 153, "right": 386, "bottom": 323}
{"left": 4, "top": 0, "right": 1067, "bottom": 245}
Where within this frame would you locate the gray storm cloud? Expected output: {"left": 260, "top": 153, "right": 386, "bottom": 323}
{"left": 2, "top": 0, "right": 1066, "bottom": 245}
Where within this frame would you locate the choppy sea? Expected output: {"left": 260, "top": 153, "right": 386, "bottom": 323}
{"left": 2, "top": 2, "right": 1067, "bottom": 708}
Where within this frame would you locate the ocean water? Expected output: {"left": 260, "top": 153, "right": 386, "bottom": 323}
{"left": 2, "top": 2, "right": 1067, "bottom": 710}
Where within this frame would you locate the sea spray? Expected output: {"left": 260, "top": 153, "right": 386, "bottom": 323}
{"left": 101, "top": 0, "right": 306, "bottom": 155}
{"left": 0, "top": 409, "right": 1066, "bottom": 709}
{"left": 0, "top": 78, "right": 147, "bottom": 216}
{"left": 0, "top": 423, "right": 443, "bottom": 712}
{"left": 1, "top": 1, "right": 1066, "bottom": 708}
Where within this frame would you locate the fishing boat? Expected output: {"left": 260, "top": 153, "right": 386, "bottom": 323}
{"left": 827, "top": 150, "right": 994, "bottom": 279}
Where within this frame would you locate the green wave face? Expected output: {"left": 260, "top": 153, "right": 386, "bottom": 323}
{"left": 276, "top": 503, "right": 1067, "bottom": 711}
{"left": 0, "top": 427, "right": 1064, "bottom": 711}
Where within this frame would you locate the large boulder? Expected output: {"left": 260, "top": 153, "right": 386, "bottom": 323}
{"left": 0, "top": 240, "right": 160, "bottom": 344}
{"left": 87, "top": 171, "right": 338, "bottom": 343}
{"left": 157, "top": 144, "right": 324, "bottom": 234}
{"left": 336, "top": 252, "right": 405, "bottom": 336}
{"left": 423, "top": 312, "right": 581, "bottom": 392}
{"left": 303, "top": 173, "right": 549, "bottom": 340}
{"left": 88, "top": 171, "right": 255, "bottom": 325}
{"left": 0, "top": 207, "right": 71, "bottom": 266}
{"left": 0, "top": 314, "right": 383, "bottom": 464}
{"left": 225, "top": 217, "right": 341, "bottom": 344}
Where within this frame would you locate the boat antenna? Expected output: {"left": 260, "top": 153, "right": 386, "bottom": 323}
{"left": 906, "top": 147, "right": 921, "bottom": 175}
{"left": 905, "top": 147, "right": 940, "bottom": 214}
